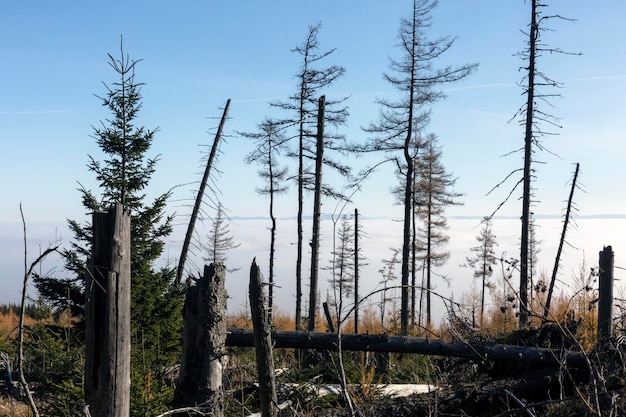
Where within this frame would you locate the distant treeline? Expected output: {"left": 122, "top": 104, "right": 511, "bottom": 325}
{"left": 0, "top": 303, "right": 49, "bottom": 318}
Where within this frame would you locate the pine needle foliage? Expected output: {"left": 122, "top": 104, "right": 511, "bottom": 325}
{"left": 35, "top": 40, "right": 183, "bottom": 417}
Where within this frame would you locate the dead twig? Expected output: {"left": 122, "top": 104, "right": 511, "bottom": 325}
{"left": 19, "top": 203, "right": 60, "bottom": 417}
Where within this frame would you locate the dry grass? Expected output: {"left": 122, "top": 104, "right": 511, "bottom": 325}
{"left": 0, "top": 397, "right": 30, "bottom": 417}
{"left": 0, "top": 307, "right": 35, "bottom": 341}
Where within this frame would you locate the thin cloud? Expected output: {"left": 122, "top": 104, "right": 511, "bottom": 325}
{"left": 0, "top": 110, "right": 76, "bottom": 115}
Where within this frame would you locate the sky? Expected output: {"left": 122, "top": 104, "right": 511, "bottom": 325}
{"left": 1, "top": 1, "right": 625, "bottom": 322}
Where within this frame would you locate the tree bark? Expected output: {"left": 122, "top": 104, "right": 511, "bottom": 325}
{"left": 519, "top": 0, "right": 538, "bottom": 328}
{"left": 598, "top": 246, "right": 614, "bottom": 340}
{"left": 308, "top": 95, "right": 325, "bottom": 332}
{"left": 85, "top": 203, "right": 131, "bottom": 417}
{"left": 225, "top": 328, "right": 587, "bottom": 368}
{"left": 249, "top": 260, "right": 278, "bottom": 417}
{"left": 354, "top": 208, "right": 359, "bottom": 334}
{"left": 175, "top": 263, "right": 227, "bottom": 416}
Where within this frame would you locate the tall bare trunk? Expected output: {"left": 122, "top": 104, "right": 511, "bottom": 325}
{"left": 520, "top": 0, "right": 538, "bottom": 327}
{"left": 308, "top": 96, "right": 325, "bottom": 331}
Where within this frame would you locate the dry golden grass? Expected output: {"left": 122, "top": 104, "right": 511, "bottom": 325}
{"left": 0, "top": 397, "right": 30, "bottom": 417}
{"left": 0, "top": 307, "right": 36, "bottom": 342}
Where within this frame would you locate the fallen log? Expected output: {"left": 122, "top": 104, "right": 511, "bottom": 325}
{"left": 226, "top": 328, "right": 587, "bottom": 368}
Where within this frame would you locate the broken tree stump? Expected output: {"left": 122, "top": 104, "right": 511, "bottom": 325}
{"left": 249, "top": 260, "right": 278, "bottom": 417}
{"left": 175, "top": 263, "right": 227, "bottom": 416}
{"left": 598, "top": 245, "right": 614, "bottom": 340}
{"left": 85, "top": 203, "right": 131, "bottom": 417}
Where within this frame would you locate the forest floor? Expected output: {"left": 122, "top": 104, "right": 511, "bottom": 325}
{"left": 266, "top": 350, "right": 626, "bottom": 417}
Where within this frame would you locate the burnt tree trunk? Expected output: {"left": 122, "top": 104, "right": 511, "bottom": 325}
{"left": 308, "top": 95, "right": 325, "bottom": 332}
{"left": 354, "top": 208, "right": 359, "bottom": 334}
{"left": 249, "top": 260, "right": 278, "bottom": 417}
{"left": 85, "top": 203, "right": 131, "bottom": 417}
{"left": 598, "top": 246, "right": 614, "bottom": 340}
{"left": 175, "top": 263, "right": 227, "bottom": 416}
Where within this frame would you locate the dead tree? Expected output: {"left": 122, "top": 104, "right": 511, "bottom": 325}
{"left": 226, "top": 328, "right": 587, "bottom": 370}
{"left": 175, "top": 263, "right": 227, "bottom": 416}
{"left": 543, "top": 163, "right": 580, "bottom": 321}
{"left": 308, "top": 96, "right": 325, "bottom": 331}
{"left": 249, "top": 260, "right": 278, "bottom": 417}
{"left": 18, "top": 204, "right": 59, "bottom": 417}
{"left": 85, "top": 203, "right": 131, "bottom": 417}
{"left": 598, "top": 246, "right": 614, "bottom": 340}
{"left": 177, "top": 100, "right": 231, "bottom": 285}
{"left": 489, "top": 0, "right": 578, "bottom": 327}
{"left": 354, "top": 208, "right": 360, "bottom": 333}
{"left": 362, "top": 0, "right": 476, "bottom": 334}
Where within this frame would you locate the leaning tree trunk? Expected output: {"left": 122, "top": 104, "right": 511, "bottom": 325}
{"left": 177, "top": 99, "right": 231, "bottom": 285}
{"left": 543, "top": 163, "right": 579, "bottom": 322}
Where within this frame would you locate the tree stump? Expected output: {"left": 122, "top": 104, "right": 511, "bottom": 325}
{"left": 175, "top": 263, "right": 227, "bottom": 416}
{"left": 85, "top": 203, "right": 131, "bottom": 417}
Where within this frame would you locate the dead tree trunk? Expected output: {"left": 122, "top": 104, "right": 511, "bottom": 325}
{"left": 519, "top": 0, "right": 539, "bottom": 328}
{"left": 598, "top": 246, "right": 614, "bottom": 340}
{"left": 85, "top": 203, "right": 131, "bottom": 417}
{"left": 308, "top": 95, "right": 325, "bottom": 332}
{"left": 177, "top": 99, "right": 231, "bottom": 285}
{"left": 226, "top": 328, "right": 586, "bottom": 368}
{"left": 175, "top": 263, "right": 227, "bottom": 416}
{"left": 354, "top": 208, "right": 359, "bottom": 334}
{"left": 543, "top": 163, "right": 580, "bottom": 322}
{"left": 249, "top": 260, "right": 278, "bottom": 417}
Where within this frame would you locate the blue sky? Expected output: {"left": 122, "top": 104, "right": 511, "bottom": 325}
{"left": 1, "top": 1, "right": 625, "bottom": 317}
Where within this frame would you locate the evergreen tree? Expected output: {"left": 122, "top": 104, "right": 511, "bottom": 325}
{"left": 36, "top": 42, "right": 183, "bottom": 416}
{"left": 414, "top": 134, "right": 462, "bottom": 326}
{"left": 378, "top": 247, "right": 401, "bottom": 331}
{"left": 463, "top": 216, "right": 498, "bottom": 327}
{"left": 203, "top": 202, "right": 240, "bottom": 269}
{"left": 327, "top": 215, "right": 356, "bottom": 324}
{"left": 362, "top": 0, "right": 476, "bottom": 334}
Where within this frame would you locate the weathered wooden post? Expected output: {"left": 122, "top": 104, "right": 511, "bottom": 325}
{"left": 598, "top": 245, "right": 614, "bottom": 340}
{"left": 249, "top": 259, "right": 278, "bottom": 417}
{"left": 175, "top": 263, "right": 227, "bottom": 416}
{"left": 85, "top": 203, "right": 131, "bottom": 417}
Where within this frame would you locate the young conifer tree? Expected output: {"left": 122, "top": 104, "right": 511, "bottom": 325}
{"left": 464, "top": 216, "right": 498, "bottom": 327}
{"left": 37, "top": 41, "right": 183, "bottom": 416}
{"left": 414, "top": 134, "right": 462, "bottom": 326}
{"left": 203, "top": 202, "right": 240, "bottom": 270}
